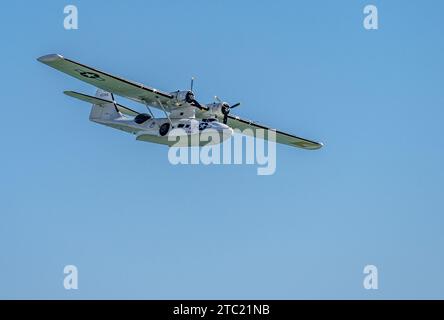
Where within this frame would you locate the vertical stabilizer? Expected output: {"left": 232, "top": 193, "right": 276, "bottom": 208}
{"left": 89, "top": 89, "right": 120, "bottom": 121}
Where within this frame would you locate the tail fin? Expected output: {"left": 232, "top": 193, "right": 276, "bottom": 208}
{"left": 89, "top": 89, "right": 120, "bottom": 121}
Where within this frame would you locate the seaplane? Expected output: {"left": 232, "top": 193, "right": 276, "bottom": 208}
{"left": 37, "top": 54, "right": 323, "bottom": 149}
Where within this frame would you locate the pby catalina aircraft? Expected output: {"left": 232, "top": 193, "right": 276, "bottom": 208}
{"left": 37, "top": 54, "right": 323, "bottom": 149}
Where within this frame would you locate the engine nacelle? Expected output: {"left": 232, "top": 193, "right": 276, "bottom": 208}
{"left": 202, "top": 102, "right": 228, "bottom": 119}
{"left": 171, "top": 90, "right": 195, "bottom": 104}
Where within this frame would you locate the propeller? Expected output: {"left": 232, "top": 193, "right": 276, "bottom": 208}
{"left": 186, "top": 77, "right": 209, "bottom": 111}
{"left": 190, "top": 77, "right": 194, "bottom": 92}
{"left": 215, "top": 96, "right": 241, "bottom": 124}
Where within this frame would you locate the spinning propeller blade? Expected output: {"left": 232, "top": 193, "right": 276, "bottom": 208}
{"left": 215, "top": 96, "right": 242, "bottom": 124}
{"left": 187, "top": 77, "right": 209, "bottom": 111}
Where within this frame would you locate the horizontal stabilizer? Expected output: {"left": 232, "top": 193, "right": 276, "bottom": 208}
{"left": 64, "top": 91, "right": 140, "bottom": 116}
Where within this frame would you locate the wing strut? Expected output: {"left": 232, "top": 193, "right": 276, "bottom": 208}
{"left": 144, "top": 103, "right": 155, "bottom": 119}
{"left": 156, "top": 98, "right": 172, "bottom": 126}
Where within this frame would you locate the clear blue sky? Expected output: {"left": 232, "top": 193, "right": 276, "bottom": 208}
{"left": 1, "top": 0, "right": 444, "bottom": 299}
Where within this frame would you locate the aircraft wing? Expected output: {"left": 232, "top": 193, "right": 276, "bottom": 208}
{"left": 226, "top": 115, "right": 323, "bottom": 150}
{"left": 64, "top": 91, "right": 140, "bottom": 116}
{"left": 37, "top": 54, "right": 177, "bottom": 112}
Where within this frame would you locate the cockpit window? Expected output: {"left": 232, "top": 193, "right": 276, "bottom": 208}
{"left": 178, "top": 124, "right": 185, "bottom": 128}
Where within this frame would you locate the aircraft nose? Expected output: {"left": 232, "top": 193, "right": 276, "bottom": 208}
{"left": 215, "top": 122, "right": 233, "bottom": 134}
{"left": 214, "top": 122, "right": 230, "bottom": 130}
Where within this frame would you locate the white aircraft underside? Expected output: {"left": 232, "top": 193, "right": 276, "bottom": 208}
{"left": 37, "top": 54, "right": 323, "bottom": 150}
